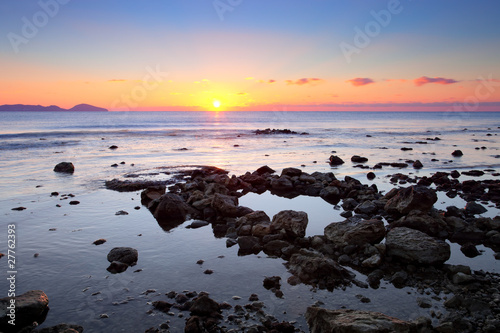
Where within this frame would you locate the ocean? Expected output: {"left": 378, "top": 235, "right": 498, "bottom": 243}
{"left": 0, "top": 111, "right": 499, "bottom": 332}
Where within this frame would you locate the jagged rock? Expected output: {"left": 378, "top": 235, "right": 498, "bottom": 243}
{"left": 140, "top": 186, "right": 166, "bottom": 206}
{"left": 255, "top": 165, "right": 275, "bottom": 175}
{"left": 0, "top": 290, "right": 49, "bottom": 332}
{"left": 236, "top": 211, "right": 271, "bottom": 227}
{"left": 386, "top": 227, "right": 450, "bottom": 265}
{"left": 465, "top": 201, "right": 487, "bottom": 215}
{"left": 306, "top": 307, "right": 416, "bottom": 333}
{"left": 384, "top": 186, "right": 437, "bottom": 215}
{"left": 353, "top": 201, "right": 378, "bottom": 215}
{"left": 413, "top": 160, "right": 423, "bottom": 169}
{"left": 263, "top": 240, "right": 291, "bottom": 257}
{"left": 53, "top": 162, "right": 74, "bottom": 174}
{"left": 189, "top": 295, "right": 220, "bottom": 316}
{"left": 107, "top": 247, "right": 138, "bottom": 266}
{"left": 271, "top": 210, "right": 308, "bottom": 238}
{"left": 288, "top": 250, "right": 355, "bottom": 290}
{"left": 324, "top": 217, "right": 385, "bottom": 247}
{"left": 237, "top": 236, "right": 261, "bottom": 255}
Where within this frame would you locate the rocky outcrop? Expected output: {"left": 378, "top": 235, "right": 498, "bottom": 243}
{"left": 386, "top": 227, "right": 450, "bottom": 265}
{"left": 324, "top": 217, "right": 385, "bottom": 247}
{"left": 306, "top": 307, "right": 417, "bottom": 333}
{"left": 384, "top": 186, "right": 437, "bottom": 215}
{"left": 0, "top": 290, "right": 49, "bottom": 332}
{"left": 271, "top": 210, "right": 308, "bottom": 238}
{"left": 53, "top": 162, "right": 74, "bottom": 174}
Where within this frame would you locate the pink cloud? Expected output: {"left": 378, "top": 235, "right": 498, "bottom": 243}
{"left": 347, "top": 78, "right": 375, "bottom": 87}
{"left": 414, "top": 76, "right": 459, "bottom": 86}
{"left": 257, "top": 79, "right": 276, "bottom": 84}
{"left": 286, "top": 78, "right": 324, "bottom": 86}
{"left": 108, "top": 79, "right": 127, "bottom": 82}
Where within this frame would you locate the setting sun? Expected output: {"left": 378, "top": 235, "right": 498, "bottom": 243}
{"left": 213, "top": 100, "right": 221, "bottom": 108}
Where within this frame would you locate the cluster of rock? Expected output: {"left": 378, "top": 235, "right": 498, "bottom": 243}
{"left": 253, "top": 128, "right": 308, "bottom": 135}
{"left": 136, "top": 165, "right": 500, "bottom": 331}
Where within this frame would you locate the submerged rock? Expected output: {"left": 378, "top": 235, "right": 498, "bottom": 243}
{"left": 306, "top": 307, "right": 416, "bottom": 333}
{"left": 386, "top": 227, "right": 450, "bottom": 265}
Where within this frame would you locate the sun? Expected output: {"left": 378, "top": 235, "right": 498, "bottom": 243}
{"left": 213, "top": 100, "right": 221, "bottom": 108}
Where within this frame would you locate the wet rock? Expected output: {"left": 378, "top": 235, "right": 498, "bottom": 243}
{"left": 152, "top": 301, "right": 173, "bottom": 313}
{"left": 386, "top": 227, "right": 450, "bottom": 265}
{"left": 140, "top": 186, "right": 166, "bottom": 206}
{"left": 189, "top": 295, "right": 220, "bottom": 316}
{"left": 255, "top": 165, "right": 275, "bottom": 175}
{"left": 367, "top": 172, "right": 376, "bottom": 180}
{"left": 237, "top": 236, "right": 261, "bottom": 255}
{"left": 390, "top": 209, "right": 447, "bottom": 237}
{"left": 263, "top": 240, "right": 290, "bottom": 257}
{"left": 384, "top": 186, "right": 438, "bottom": 215}
{"left": 417, "top": 297, "right": 432, "bottom": 308}
{"left": 413, "top": 160, "right": 423, "bottom": 169}
{"left": 271, "top": 210, "right": 308, "bottom": 238}
{"left": 69, "top": 201, "right": 80, "bottom": 205}
{"left": 288, "top": 250, "right": 355, "bottom": 290}
{"left": 281, "top": 167, "right": 302, "bottom": 177}
{"left": 319, "top": 186, "right": 341, "bottom": 205}
{"left": 0, "top": 290, "right": 49, "bottom": 332}
{"left": 11, "top": 206, "right": 26, "bottom": 211}
{"left": 32, "top": 323, "right": 84, "bottom": 333}
{"left": 354, "top": 201, "right": 378, "bottom": 215}
{"left": 152, "top": 193, "right": 199, "bottom": 227}
{"left": 452, "top": 272, "right": 474, "bottom": 284}
{"left": 93, "top": 239, "right": 106, "bottom": 246}
{"left": 324, "top": 217, "right": 385, "bottom": 247}
{"left": 270, "top": 176, "right": 293, "bottom": 191}
{"left": 107, "top": 247, "right": 138, "bottom": 266}
{"left": 462, "top": 170, "right": 485, "bottom": 177}
{"left": 263, "top": 276, "right": 281, "bottom": 290}
{"left": 106, "top": 261, "right": 129, "bottom": 274}
{"left": 53, "top": 162, "right": 75, "bottom": 174}
{"left": 306, "top": 307, "right": 416, "bottom": 333}
{"left": 115, "top": 210, "right": 128, "bottom": 216}
{"left": 109, "top": 145, "right": 118, "bottom": 149}
{"left": 186, "top": 220, "right": 209, "bottom": 229}
{"left": 351, "top": 155, "right": 368, "bottom": 163}
{"left": 236, "top": 210, "right": 271, "bottom": 228}
{"left": 389, "top": 271, "right": 408, "bottom": 288}
{"left": 465, "top": 201, "right": 487, "bottom": 215}
{"left": 460, "top": 243, "right": 481, "bottom": 258}
{"left": 329, "top": 155, "right": 345, "bottom": 166}
{"left": 450, "top": 170, "right": 461, "bottom": 178}
{"left": 211, "top": 193, "right": 245, "bottom": 218}
{"left": 452, "top": 150, "right": 463, "bottom": 157}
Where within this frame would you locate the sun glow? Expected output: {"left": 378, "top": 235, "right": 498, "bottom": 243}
{"left": 213, "top": 100, "right": 221, "bottom": 108}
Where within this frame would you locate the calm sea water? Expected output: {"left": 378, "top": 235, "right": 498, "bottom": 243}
{"left": 0, "top": 111, "right": 499, "bottom": 332}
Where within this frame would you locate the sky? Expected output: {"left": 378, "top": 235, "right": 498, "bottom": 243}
{"left": 1, "top": 0, "right": 500, "bottom": 111}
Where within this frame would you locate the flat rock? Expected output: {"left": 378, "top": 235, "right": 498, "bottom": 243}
{"left": 306, "top": 307, "right": 415, "bottom": 333}
{"left": 386, "top": 227, "right": 450, "bottom": 265}
{"left": 324, "top": 217, "right": 385, "bottom": 247}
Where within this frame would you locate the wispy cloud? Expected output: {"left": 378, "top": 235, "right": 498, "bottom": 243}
{"left": 414, "top": 76, "right": 459, "bottom": 86}
{"left": 108, "top": 79, "right": 127, "bottom": 82}
{"left": 236, "top": 92, "right": 248, "bottom": 95}
{"left": 347, "top": 78, "right": 374, "bottom": 87}
{"left": 257, "top": 79, "right": 276, "bottom": 84}
{"left": 285, "top": 78, "right": 324, "bottom": 86}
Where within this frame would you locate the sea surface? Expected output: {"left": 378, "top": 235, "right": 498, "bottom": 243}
{"left": 0, "top": 111, "right": 499, "bottom": 332}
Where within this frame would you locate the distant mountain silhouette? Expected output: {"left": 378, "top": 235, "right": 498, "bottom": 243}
{"left": 0, "top": 103, "right": 108, "bottom": 111}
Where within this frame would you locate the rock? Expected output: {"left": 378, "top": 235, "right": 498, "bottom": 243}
{"left": 367, "top": 172, "right": 376, "bottom": 180}
{"left": 236, "top": 210, "right": 271, "bottom": 227}
{"left": 69, "top": 201, "right": 80, "bottom": 205}
{"left": 451, "top": 170, "right": 461, "bottom": 178}
{"left": 324, "top": 217, "right": 385, "bottom": 247}
{"left": 11, "top": 206, "right": 26, "bottom": 211}
{"left": 329, "top": 155, "right": 345, "bottom": 166}
{"left": 271, "top": 210, "right": 308, "bottom": 238}
{"left": 452, "top": 150, "right": 463, "bottom": 157}
{"left": 386, "top": 227, "right": 450, "bottom": 265}
{"left": 390, "top": 271, "right": 408, "bottom": 288}
{"left": 107, "top": 261, "right": 129, "bottom": 273}
{"left": 93, "top": 239, "right": 106, "bottom": 245}
{"left": 152, "top": 301, "right": 173, "bottom": 313}
{"left": 53, "top": 162, "right": 75, "bottom": 174}
{"left": 0, "top": 290, "right": 49, "bottom": 331}
{"left": 255, "top": 165, "right": 275, "bottom": 175}
{"left": 390, "top": 209, "right": 447, "bottom": 237}
{"left": 109, "top": 145, "right": 118, "bottom": 149}
{"left": 362, "top": 254, "right": 382, "bottom": 268}
{"left": 189, "top": 295, "right": 220, "bottom": 316}
{"left": 465, "top": 201, "right": 487, "bottom": 215}
{"left": 320, "top": 186, "right": 341, "bottom": 205}
{"left": 416, "top": 297, "right": 432, "bottom": 308}
{"left": 107, "top": 247, "right": 138, "bottom": 266}
{"left": 444, "top": 295, "right": 464, "bottom": 309}
{"left": 281, "top": 167, "right": 302, "bottom": 177}
{"left": 115, "top": 210, "right": 128, "bottom": 216}
{"left": 306, "top": 307, "right": 415, "bottom": 333}
{"left": 251, "top": 224, "right": 271, "bottom": 237}
{"left": 452, "top": 272, "right": 474, "bottom": 284}
{"left": 351, "top": 155, "right": 368, "bottom": 163}
{"left": 353, "top": 201, "right": 378, "bottom": 215}
{"left": 153, "top": 193, "right": 198, "bottom": 227}
{"left": 263, "top": 240, "right": 290, "bottom": 257}
{"left": 33, "top": 323, "right": 84, "bottom": 333}
{"left": 413, "top": 160, "right": 423, "bottom": 169}
{"left": 140, "top": 186, "right": 166, "bottom": 206}
{"left": 263, "top": 276, "right": 281, "bottom": 290}
{"left": 270, "top": 176, "right": 293, "bottom": 191}
{"left": 288, "top": 250, "right": 355, "bottom": 290}
{"left": 460, "top": 243, "right": 481, "bottom": 258}
{"left": 211, "top": 193, "right": 242, "bottom": 217}
{"left": 237, "top": 236, "right": 261, "bottom": 255}
{"left": 384, "top": 186, "right": 437, "bottom": 215}
{"left": 186, "top": 220, "right": 210, "bottom": 229}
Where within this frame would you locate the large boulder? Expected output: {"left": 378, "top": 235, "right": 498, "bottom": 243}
{"left": 386, "top": 227, "right": 450, "bottom": 265}
{"left": 324, "top": 217, "right": 385, "bottom": 247}
{"left": 53, "top": 162, "right": 74, "bottom": 174}
{"left": 270, "top": 176, "right": 294, "bottom": 191}
{"left": 288, "top": 250, "right": 355, "bottom": 290}
{"left": 306, "top": 307, "right": 416, "bottom": 333}
{"left": 384, "top": 186, "right": 437, "bottom": 215}
{"left": 153, "top": 193, "right": 198, "bottom": 227}
{"left": 140, "top": 186, "right": 166, "bottom": 206}
{"left": 0, "top": 290, "right": 49, "bottom": 332}
{"left": 271, "top": 210, "right": 308, "bottom": 238}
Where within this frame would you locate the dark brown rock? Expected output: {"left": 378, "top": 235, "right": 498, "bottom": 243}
{"left": 53, "top": 162, "right": 75, "bottom": 174}
{"left": 384, "top": 186, "right": 437, "bottom": 215}
{"left": 107, "top": 247, "right": 138, "bottom": 265}
{"left": 324, "top": 217, "right": 385, "bottom": 247}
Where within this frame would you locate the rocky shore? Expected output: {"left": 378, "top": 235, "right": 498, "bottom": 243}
{"left": 3, "top": 161, "right": 500, "bottom": 332}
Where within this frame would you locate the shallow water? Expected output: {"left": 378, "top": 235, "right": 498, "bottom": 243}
{"left": 1, "top": 111, "right": 500, "bottom": 331}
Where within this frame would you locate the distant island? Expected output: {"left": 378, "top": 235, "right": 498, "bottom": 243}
{"left": 0, "top": 103, "right": 108, "bottom": 112}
